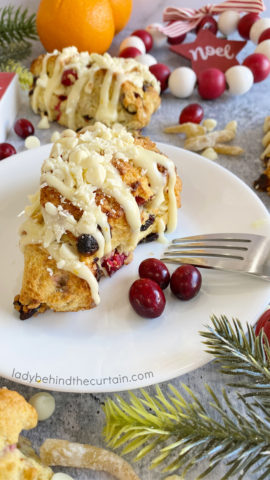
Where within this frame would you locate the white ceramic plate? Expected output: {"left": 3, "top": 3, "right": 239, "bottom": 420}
{"left": 0, "top": 143, "right": 270, "bottom": 393}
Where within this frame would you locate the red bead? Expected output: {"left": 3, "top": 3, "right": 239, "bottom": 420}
{"left": 61, "top": 68, "right": 78, "bottom": 86}
{"left": 196, "top": 15, "right": 218, "bottom": 35}
{"left": 0, "top": 142, "right": 16, "bottom": 160}
{"left": 119, "top": 47, "right": 141, "bottom": 58}
{"left": 14, "top": 118, "right": 34, "bottom": 139}
{"left": 198, "top": 68, "right": 226, "bottom": 100}
{"left": 237, "top": 13, "right": 260, "bottom": 39}
{"left": 258, "top": 28, "right": 270, "bottom": 43}
{"left": 255, "top": 309, "right": 270, "bottom": 343}
{"left": 243, "top": 53, "right": 270, "bottom": 83}
{"left": 129, "top": 278, "right": 166, "bottom": 318}
{"left": 167, "top": 33, "right": 186, "bottom": 45}
{"left": 170, "top": 265, "right": 202, "bottom": 301}
{"left": 132, "top": 29, "right": 153, "bottom": 52}
{"left": 149, "top": 63, "right": 171, "bottom": 92}
{"left": 179, "top": 103, "right": 204, "bottom": 124}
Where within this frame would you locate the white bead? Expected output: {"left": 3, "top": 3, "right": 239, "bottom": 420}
{"left": 136, "top": 53, "right": 157, "bottom": 67}
{"left": 225, "top": 65, "right": 254, "bottom": 95}
{"left": 52, "top": 474, "right": 74, "bottom": 480}
{"left": 146, "top": 24, "right": 167, "bottom": 48}
{"left": 255, "top": 39, "right": 270, "bottom": 61}
{"left": 119, "top": 36, "right": 146, "bottom": 54}
{"left": 218, "top": 11, "right": 240, "bottom": 36}
{"left": 250, "top": 18, "right": 270, "bottom": 43}
{"left": 168, "top": 67, "right": 197, "bottom": 98}
{"left": 24, "top": 135, "right": 40, "bottom": 149}
{"left": 29, "top": 392, "right": 55, "bottom": 421}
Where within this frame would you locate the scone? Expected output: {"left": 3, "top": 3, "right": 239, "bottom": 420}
{"left": 0, "top": 388, "right": 53, "bottom": 479}
{"left": 14, "top": 122, "right": 181, "bottom": 319}
{"left": 30, "top": 47, "right": 161, "bottom": 131}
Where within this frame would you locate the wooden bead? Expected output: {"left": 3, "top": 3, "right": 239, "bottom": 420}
{"left": 225, "top": 65, "right": 254, "bottom": 95}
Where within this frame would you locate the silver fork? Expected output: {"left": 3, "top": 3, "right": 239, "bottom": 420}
{"left": 161, "top": 233, "right": 270, "bottom": 281}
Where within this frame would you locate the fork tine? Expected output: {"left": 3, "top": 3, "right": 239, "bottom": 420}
{"left": 163, "top": 249, "right": 245, "bottom": 260}
{"left": 171, "top": 233, "right": 254, "bottom": 243}
{"left": 160, "top": 255, "right": 247, "bottom": 272}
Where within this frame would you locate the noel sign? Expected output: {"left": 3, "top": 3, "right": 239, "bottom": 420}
{"left": 170, "top": 30, "right": 247, "bottom": 75}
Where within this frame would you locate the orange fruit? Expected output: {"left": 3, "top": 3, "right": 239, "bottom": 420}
{"left": 36, "top": 0, "right": 132, "bottom": 54}
{"left": 110, "top": 0, "right": 133, "bottom": 33}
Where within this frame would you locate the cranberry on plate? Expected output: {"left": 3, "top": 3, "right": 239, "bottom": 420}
{"left": 179, "top": 103, "right": 204, "bottom": 124}
{"left": 139, "top": 258, "right": 170, "bottom": 289}
{"left": 129, "top": 278, "right": 166, "bottom": 318}
{"left": 170, "top": 264, "right": 202, "bottom": 301}
{"left": 14, "top": 118, "right": 34, "bottom": 139}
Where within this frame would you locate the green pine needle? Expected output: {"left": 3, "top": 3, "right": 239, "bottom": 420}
{"left": 103, "top": 315, "right": 270, "bottom": 479}
{"left": 0, "top": 6, "right": 38, "bottom": 46}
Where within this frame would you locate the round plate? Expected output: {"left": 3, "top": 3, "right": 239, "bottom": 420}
{"left": 0, "top": 143, "right": 270, "bottom": 392}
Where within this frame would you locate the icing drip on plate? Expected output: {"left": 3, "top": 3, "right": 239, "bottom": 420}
{"left": 20, "top": 123, "right": 177, "bottom": 305}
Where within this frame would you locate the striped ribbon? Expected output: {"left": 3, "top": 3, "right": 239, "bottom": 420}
{"left": 155, "top": 0, "right": 265, "bottom": 37}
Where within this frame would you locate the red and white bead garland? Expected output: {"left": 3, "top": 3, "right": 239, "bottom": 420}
{"left": 118, "top": 12, "right": 270, "bottom": 100}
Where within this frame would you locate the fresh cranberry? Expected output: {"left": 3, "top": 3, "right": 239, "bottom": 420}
{"left": 14, "top": 118, "right": 34, "bottom": 139}
{"left": 196, "top": 15, "right": 218, "bottom": 35}
{"left": 179, "top": 103, "right": 204, "bottom": 124}
{"left": 198, "top": 68, "right": 226, "bottom": 100}
{"left": 0, "top": 142, "right": 16, "bottom": 160}
{"left": 259, "top": 28, "right": 270, "bottom": 43}
{"left": 102, "top": 251, "right": 126, "bottom": 276}
{"left": 243, "top": 53, "right": 270, "bottom": 83}
{"left": 119, "top": 47, "right": 141, "bottom": 58}
{"left": 238, "top": 13, "right": 260, "bottom": 39}
{"left": 170, "top": 265, "right": 202, "bottom": 301}
{"left": 149, "top": 63, "right": 171, "bottom": 92}
{"left": 167, "top": 33, "right": 186, "bottom": 45}
{"left": 129, "top": 278, "right": 166, "bottom": 318}
{"left": 255, "top": 309, "right": 270, "bottom": 342}
{"left": 132, "top": 29, "right": 153, "bottom": 52}
{"left": 135, "top": 196, "right": 146, "bottom": 206}
{"left": 61, "top": 68, "right": 78, "bottom": 86}
{"left": 139, "top": 258, "right": 170, "bottom": 290}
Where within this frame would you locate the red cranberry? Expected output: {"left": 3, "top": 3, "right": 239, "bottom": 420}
{"left": 198, "top": 68, "right": 226, "bottom": 100}
{"left": 255, "top": 309, "right": 270, "bottom": 342}
{"left": 139, "top": 258, "right": 170, "bottom": 290}
{"left": 179, "top": 103, "right": 204, "bottom": 124}
{"left": 132, "top": 29, "right": 153, "bottom": 52}
{"left": 129, "top": 278, "right": 166, "bottom": 318}
{"left": 102, "top": 251, "right": 126, "bottom": 276}
{"left": 167, "top": 33, "right": 186, "bottom": 45}
{"left": 259, "top": 28, "right": 270, "bottom": 43}
{"left": 196, "top": 15, "right": 218, "bottom": 35}
{"left": 170, "top": 265, "right": 202, "bottom": 301}
{"left": 119, "top": 47, "right": 141, "bottom": 58}
{"left": 149, "top": 63, "right": 171, "bottom": 92}
{"left": 61, "top": 68, "right": 78, "bottom": 86}
{"left": 243, "top": 53, "right": 270, "bottom": 83}
{"left": 0, "top": 142, "right": 16, "bottom": 160}
{"left": 14, "top": 118, "right": 34, "bottom": 139}
{"left": 238, "top": 13, "right": 260, "bottom": 39}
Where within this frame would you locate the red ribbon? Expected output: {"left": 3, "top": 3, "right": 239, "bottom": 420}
{"left": 156, "top": 0, "right": 265, "bottom": 37}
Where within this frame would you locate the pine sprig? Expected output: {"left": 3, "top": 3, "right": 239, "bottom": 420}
{"left": 104, "top": 315, "right": 270, "bottom": 478}
{"left": 201, "top": 315, "right": 270, "bottom": 398}
{"left": 0, "top": 6, "right": 38, "bottom": 46}
{"left": 104, "top": 384, "right": 270, "bottom": 479}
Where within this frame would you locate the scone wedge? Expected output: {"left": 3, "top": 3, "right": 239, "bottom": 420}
{"left": 14, "top": 123, "right": 181, "bottom": 319}
{"left": 30, "top": 47, "right": 161, "bottom": 131}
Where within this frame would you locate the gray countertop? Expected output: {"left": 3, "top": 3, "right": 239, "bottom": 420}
{"left": 1, "top": 0, "right": 270, "bottom": 478}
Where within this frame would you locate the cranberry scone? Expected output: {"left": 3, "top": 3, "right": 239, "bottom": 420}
{"left": 29, "top": 47, "right": 161, "bottom": 131}
{"left": 0, "top": 388, "right": 53, "bottom": 479}
{"left": 14, "top": 122, "right": 181, "bottom": 319}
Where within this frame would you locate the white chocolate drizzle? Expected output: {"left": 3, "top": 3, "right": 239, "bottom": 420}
{"left": 31, "top": 47, "right": 160, "bottom": 129}
{"left": 19, "top": 123, "right": 177, "bottom": 306}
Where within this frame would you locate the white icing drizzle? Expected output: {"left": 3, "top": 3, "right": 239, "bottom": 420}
{"left": 31, "top": 47, "right": 160, "bottom": 128}
{"left": 19, "top": 123, "right": 177, "bottom": 305}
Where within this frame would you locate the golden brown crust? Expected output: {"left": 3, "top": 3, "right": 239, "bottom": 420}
{"left": 0, "top": 449, "right": 53, "bottom": 480}
{"left": 0, "top": 389, "right": 37, "bottom": 448}
{"left": 30, "top": 53, "right": 160, "bottom": 131}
